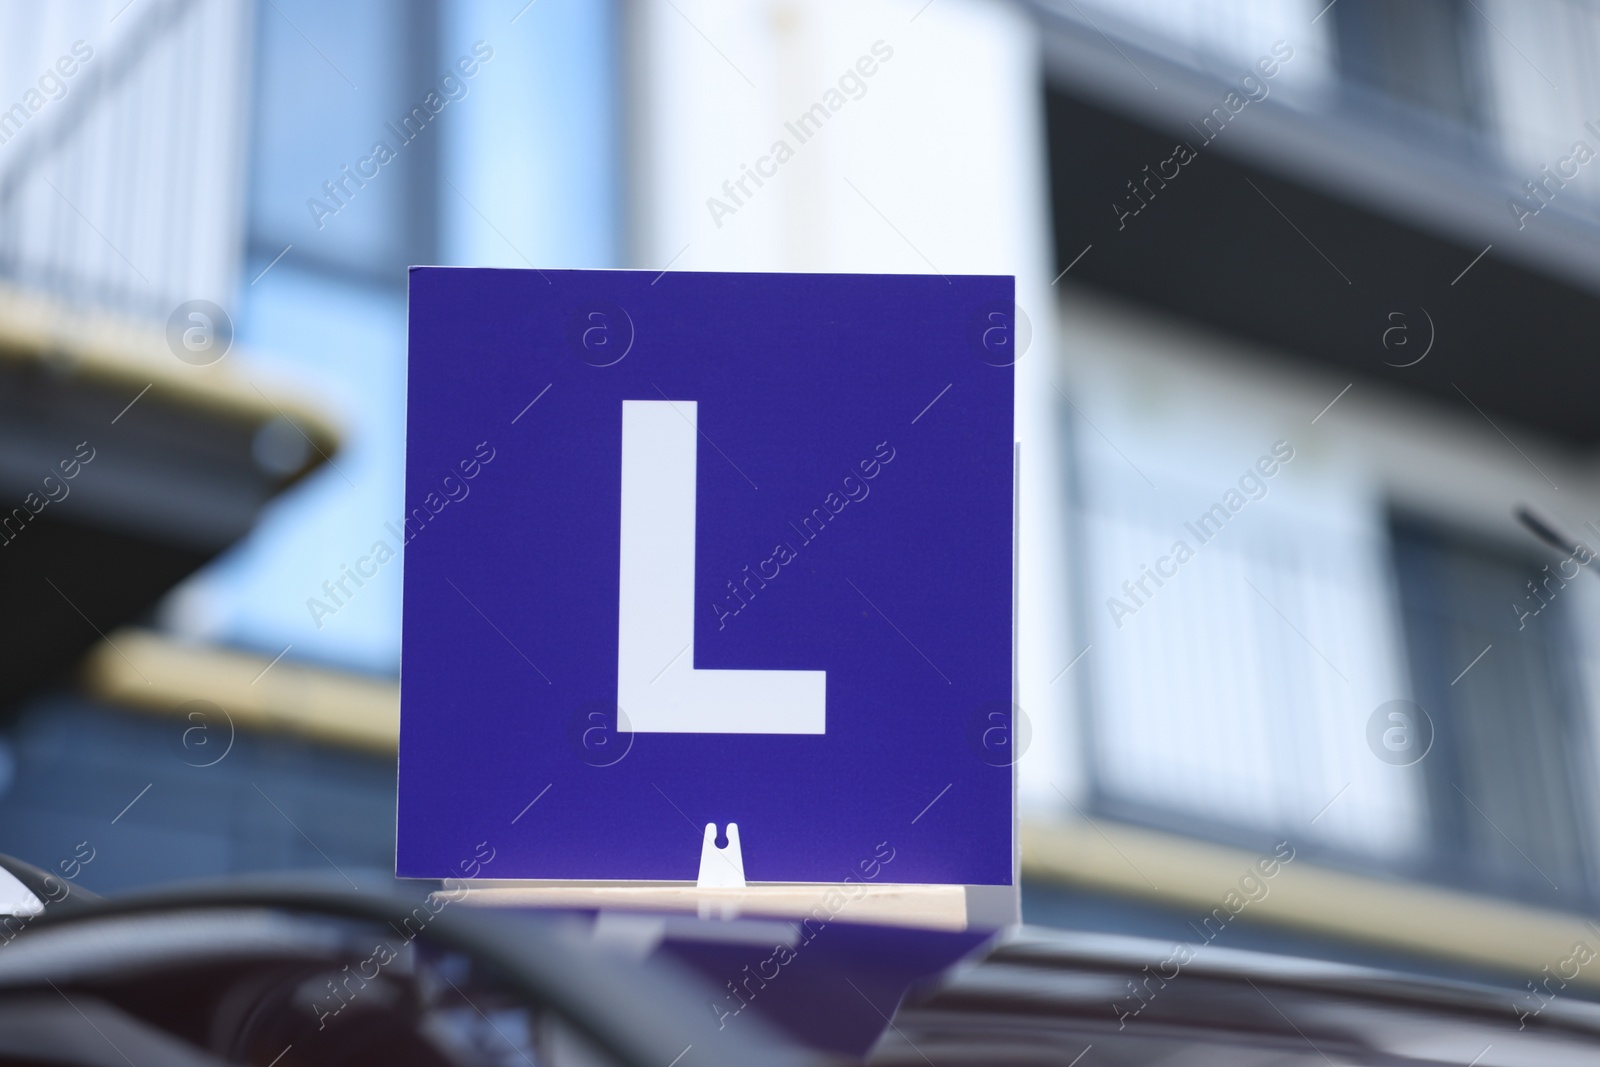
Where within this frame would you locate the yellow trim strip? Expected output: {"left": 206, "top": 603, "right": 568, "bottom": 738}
{"left": 1023, "top": 819, "right": 1600, "bottom": 986}
{"left": 0, "top": 283, "right": 338, "bottom": 453}
{"left": 82, "top": 629, "right": 397, "bottom": 755}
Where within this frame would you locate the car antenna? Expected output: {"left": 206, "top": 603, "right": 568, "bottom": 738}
{"left": 1515, "top": 504, "right": 1597, "bottom": 573}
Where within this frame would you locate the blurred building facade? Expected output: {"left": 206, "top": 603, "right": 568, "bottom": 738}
{"left": 1026, "top": 0, "right": 1600, "bottom": 982}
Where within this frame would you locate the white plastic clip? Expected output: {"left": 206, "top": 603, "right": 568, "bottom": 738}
{"left": 697, "top": 822, "right": 746, "bottom": 888}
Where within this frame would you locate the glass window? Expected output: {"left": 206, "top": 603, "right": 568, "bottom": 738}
{"left": 1392, "top": 516, "right": 1599, "bottom": 912}
{"left": 246, "top": 0, "right": 430, "bottom": 282}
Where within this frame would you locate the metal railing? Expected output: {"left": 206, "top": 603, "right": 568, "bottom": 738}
{"left": 0, "top": 0, "right": 250, "bottom": 322}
